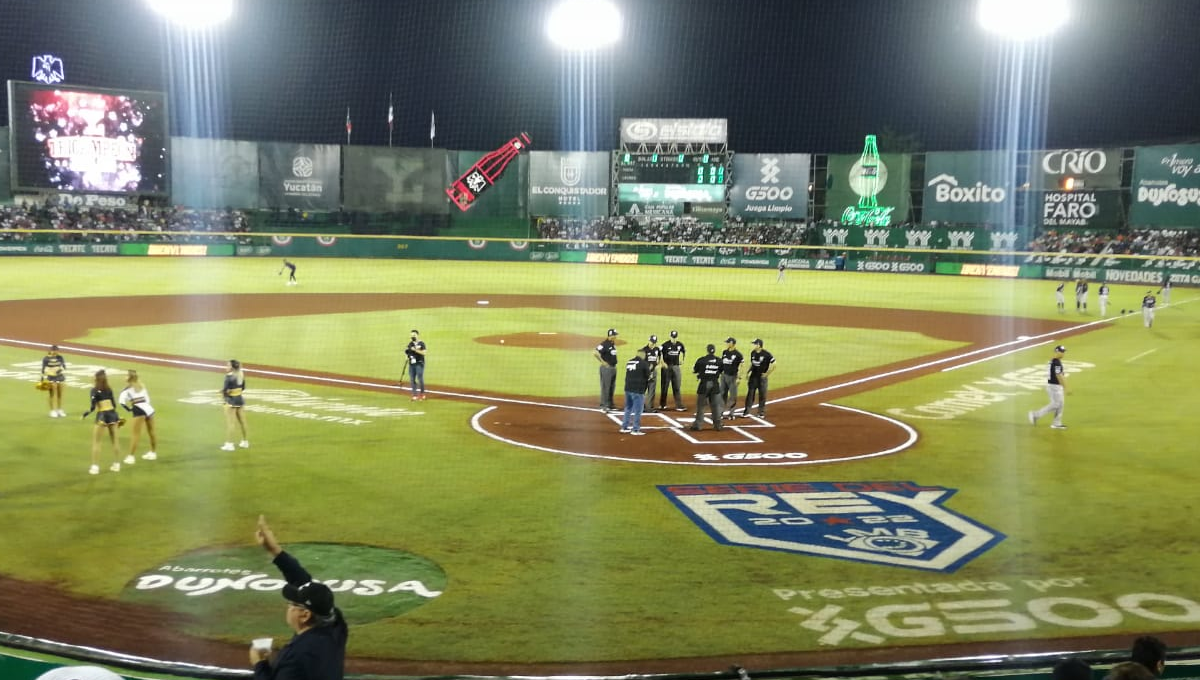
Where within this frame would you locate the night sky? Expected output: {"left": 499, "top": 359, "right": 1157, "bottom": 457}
{"left": 2, "top": 0, "right": 1198, "bottom": 153}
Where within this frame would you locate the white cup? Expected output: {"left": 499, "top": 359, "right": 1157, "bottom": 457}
{"left": 252, "top": 637, "right": 273, "bottom": 653}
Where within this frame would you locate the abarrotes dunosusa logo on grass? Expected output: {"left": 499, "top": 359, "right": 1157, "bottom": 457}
{"left": 659, "top": 481, "right": 1004, "bottom": 573}
{"left": 121, "top": 543, "right": 445, "bottom": 637}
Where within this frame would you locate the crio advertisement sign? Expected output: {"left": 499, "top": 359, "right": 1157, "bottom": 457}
{"left": 1031, "top": 148, "right": 1121, "bottom": 190}
{"left": 7, "top": 80, "right": 169, "bottom": 195}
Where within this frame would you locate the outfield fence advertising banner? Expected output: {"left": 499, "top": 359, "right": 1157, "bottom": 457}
{"left": 1039, "top": 190, "right": 1123, "bottom": 230}
{"left": 342, "top": 147, "right": 450, "bottom": 214}
{"left": 815, "top": 224, "right": 1022, "bottom": 252}
{"left": 1031, "top": 148, "right": 1121, "bottom": 190}
{"left": 923, "top": 151, "right": 1012, "bottom": 224}
{"left": 170, "top": 137, "right": 259, "bottom": 209}
{"left": 825, "top": 153, "right": 911, "bottom": 225}
{"left": 730, "top": 153, "right": 810, "bottom": 218}
{"left": 0, "top": 130, "right": 11, "bottom": 202}
{"left": 527, "top": 151, "right": 609, "bottom": 217}
{"left": 451, "top": 150, "right": 528, "bottom": 219}
{"left": 258, "top": 142, "right": 341, "bottom": 211}
{"left": 1130, "top": 144, "right": 1200, "bottom": 228}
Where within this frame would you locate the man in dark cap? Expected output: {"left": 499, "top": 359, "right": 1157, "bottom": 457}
{"left": 719, "top": 337, "right": 744, "bottom": 419}
{"left": 640, "top": 335, "right": 662, "bottom": 412}
{"left": 593, "top": 328, "right": 619, "bottom": 411}
{"left": 742, "top": 338, "right": 776, "bottom": 418}
{"left": 691, "top": 344, "right": 723, "bottom": 431}
{"left": 1028, "top": 344, "right": 1068, "bottom": 430}
{"left": 251, "top": 515, "right": 347, "bottom": 680}
{"left": 658, "top": 330, "right": 686, "bottom": 412}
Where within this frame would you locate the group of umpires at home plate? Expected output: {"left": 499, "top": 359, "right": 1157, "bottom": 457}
{"left": 594, "top": 329, "right": 775, "bottom": 435}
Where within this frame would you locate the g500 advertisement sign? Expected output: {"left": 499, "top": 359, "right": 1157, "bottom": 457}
{"left": 1130, "top": 144, "right": 1200, "bottom": 228}
{"left": 730, "top": 154, "right": 810, "bottom": 218}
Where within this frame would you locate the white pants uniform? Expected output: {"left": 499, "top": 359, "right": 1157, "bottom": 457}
{"left": 1099, "top": 294, "right": 1109, "bottom": 316}
{"left": 1162, "top": 288, "right": 1171, "bottom": 306}
{"left": 1031, "top": 384, "right": 1065, "bottom": 426}
{"left": 1056, "top": 291, "right": 1065, "bottom": 307}
{"left": 1143, "top": 306, "right": 1155, "bottom": 327}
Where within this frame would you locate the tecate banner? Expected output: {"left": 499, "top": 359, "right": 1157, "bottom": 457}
{"left": 1129, "top": 144, "right": 1200, "bottom": 228}
{"left": 527, "top": 151, "right": 610, "bottom": 218}
{"left": 258, "top": 142, "right": 341, "bottom": 211}
{"left": 620, "top": 118, "right": 727, "bottom": 145}
{"left": 922, "top": 151, "right": 1012, "bottom": 224}
{"left": 1032, "top": 148, "right": 1121, "bottom": 190}
{"left": 730, "top": 153, "right": 810, "bottom": 218}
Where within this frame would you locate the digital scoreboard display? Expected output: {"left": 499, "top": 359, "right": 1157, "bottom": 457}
{"left": 7, "top": 80, "right": 169, "bottom": 195}
{"left": 615, "top": 152, "right": 726, "bottom": 185}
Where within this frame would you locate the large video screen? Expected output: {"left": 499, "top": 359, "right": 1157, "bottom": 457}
{"left": 7, "top": 80, "right": 169, "bottom": 195}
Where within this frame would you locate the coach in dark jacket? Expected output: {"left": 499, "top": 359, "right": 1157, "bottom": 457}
{"left": 252, "top": 515, "right": 348, "bottom": 680}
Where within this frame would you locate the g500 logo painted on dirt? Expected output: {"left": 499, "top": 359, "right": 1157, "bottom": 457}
{"left": 660, "top": 481, "right": 1002, "bottom": 572}
{"left": 121, "top": 544, "right": 445, "bottom": 636}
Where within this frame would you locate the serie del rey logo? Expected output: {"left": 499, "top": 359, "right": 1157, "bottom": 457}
{"left": 659, "top": 481, "right": 1004, "bottom": 572}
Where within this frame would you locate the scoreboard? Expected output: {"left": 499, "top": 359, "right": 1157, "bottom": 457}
{"left": 615, "top": 152, "right": 727, "bottom": 185}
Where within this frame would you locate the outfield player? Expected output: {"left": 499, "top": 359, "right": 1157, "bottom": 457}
{"left": 280, "top": 259, "right": 298, "bottom": 285}
{"left": 691, "top": 344, "right": 723, "bottom": 431}
{"left": 221, "top": 359, "right": 250, "bottom": 451}
{"left": 640, "top": 335, "right": 661, "bottom": 412}
{"left": 1055, "top": 281, "right": 1066, "bottom": 313}
{"left": 1142, "top": 290, "right": 1157, "bottom": 328}
{"left": 658, "top": 330, "right": 686, "bottom": 411}
{"left": 1098, "top": 283, "right": 1110, "bottom": 316}
{"left": 119, "top": 369, "right": 158, "bottom": 462}
{"left": 1028, "top": 344, "right": 1068, "bottom": 430}
{"left": 1159, "top": 280, "right": 1172, "bottom": 307}
{"left": 593, "top": 328, "right": 619, "bottom": 411}
{"left": 405, "top": 330, "right": 427, "bottom": 401}
{"left": 719, "top": 337, "right": 744, "bottom": 419}
{"left": 1075, "top": 279, "right": 1089, "bottom": 313}
{"left": 742, "top": 338, "right": 776, "bottom": 418}
{"left": 620, "top": 348, "right": 651, "bottom": 435}
{"left": 82, "top": 369, "right": 123, "bottom": 474}
{"left": 41, "top": 344, "right": 67, "bottom": 417}
{"left": 777, "top": 260, "right": 786, "bottom": 282}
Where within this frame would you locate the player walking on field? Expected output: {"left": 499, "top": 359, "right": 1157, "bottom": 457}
{"left": 1028, "top": 345, "right": 1068, "bottom": 430}
{"left": 82, "top": 369, "right": 123, "bottom": 474}
{"left": 658, "top": 330, "right": 686, "bottom": 412}
{"left": 742, "top": 338, "right": 776, "bottom": 418}
{"left": 640, "top": 335, "right": 661, "bottom": 412}
{"left": 1159, "top": 280, "right": 1171, "bottom": 307}
{"left": 1098, "top": 283, "right": 1110, "bottom": 316}
{"left": 620, "top": 348, "right": 651, "bottom": 436}
{"left": 691, "top": 344, "right": 723, "bottom": 432}
{"left": 593, "top": 329, "right": 619, "bottom": 412}
{"left": 1142, "top": 290, "right": 1157, "bottom": 328}
{"left": 41, "top": 344, "right": 67, "bottom": 417}
{"left": 221, "top": 359, "right": 250, "bottom": 451}
{"left": 1075, "top": 279, "right": 1089, "bottom": 314}
{"left": 719, "top": 337, "right": 744, "bottom": 419}
{"left": 119, "top": 370, "right": 158, "bottom": 463}
{"left": 405, "top": 330, "right": 427, "bottom": 400}
{"left": 1055, "top": 281, "right": 1066, "bottom": 313}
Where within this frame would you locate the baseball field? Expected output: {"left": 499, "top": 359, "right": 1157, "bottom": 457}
{"left": 1, "top": 252, "right": 1198, "bottom": 676}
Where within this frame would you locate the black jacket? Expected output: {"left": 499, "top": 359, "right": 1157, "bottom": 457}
{"left": 254, "top": 552, "right": 347, "bottom": 680}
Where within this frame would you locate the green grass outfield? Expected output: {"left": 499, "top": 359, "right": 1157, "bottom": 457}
{"left": 1, "top": 256, "right": 1198, "bottom": 667}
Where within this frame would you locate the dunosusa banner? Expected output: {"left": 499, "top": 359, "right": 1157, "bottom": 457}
{"left": 1129, "top": 144, "right": 1200, "bottom": 228}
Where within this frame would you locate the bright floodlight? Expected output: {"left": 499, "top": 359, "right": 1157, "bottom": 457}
{"left": 978, "top": 0, "right": 1069, "bottom": 40}
{"left": 146, "top": 0, "right": 234, "bottom": 29}
{"left": 546, "top": 0, "right": 622, "bottom": 51}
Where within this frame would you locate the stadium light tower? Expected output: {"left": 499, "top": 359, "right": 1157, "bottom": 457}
{"left": 977, "top": 0, "right": 1069, "bottom": 40}
{"left": 146, "top": 0, "right": 234, "bottom": 29}
{"left": 545, "top": 0, "right": 623, "bottom": 51}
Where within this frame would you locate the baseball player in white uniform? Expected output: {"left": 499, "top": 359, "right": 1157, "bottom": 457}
{"left": 1142, "top": 291, "right": 1157, "bottom": 328}
{"left": 1055, "top": 282, "right": 1066, "bottom": 313}
{"left": 1159, "top": 280, "right": 1172, "bottom": 307}
{"left": 1098, "top": 283, "right": 1110, "bottom": 316}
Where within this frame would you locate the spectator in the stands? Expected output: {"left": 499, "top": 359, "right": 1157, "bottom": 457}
{"left": 1053, "top": 659, "right": 1093, "bottom": 680}
{"left": 1130, "top": 635, "right": 1167, "bottom": 677}
{"left": 1105, "top": 662, "right": 1157, "bottom": 680}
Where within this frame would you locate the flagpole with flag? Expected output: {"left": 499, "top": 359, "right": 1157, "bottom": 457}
{"left": 387, "top": 93, "right": 394, "bottom": 148}
{"left": 430, "top": 110, "right": 436, "bottom": 148}
{"left": 345, "top": 107, "right": 352, "bottom": 145}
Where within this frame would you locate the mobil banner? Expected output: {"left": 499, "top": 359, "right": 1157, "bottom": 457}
{"left": 527, "top": 151, "right": 609, "bottom": 217}
{"left": 258, "top": 143, "right": 341, "bottom": 211}
{"left": 825, "top": 152, "right": 911, "bottom": 226}
{"left": 730, "top": 153, "right": 810, "bottom": 218}
{"left": 1039, "top": 190, "right": 1123, "bottom": 229}
{"left": 1031, "top": 148, "right": 1121, "bottom": 190}
{"left": 343, "top": 147, "right": 450, "bottom": 214}
{"left": 923, "top": 151, "right": 1012, "bottom": 224}
{"left": 0, "top": 131, "right": 10, "bottom": 202}
{"left": 171, "top": 137, "right": 259, "bottom": 209}
{"left": 450, "top": 150, "right": 528, "bottom": 220}
{"left": 1130, "top": 144, "right": 1200, "bottom": 228}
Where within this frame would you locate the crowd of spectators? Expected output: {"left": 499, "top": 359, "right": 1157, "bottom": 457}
{"left": 1026, "top": 228, "right": 1200, "bottom": 256}
{"left": 534, "top": 216, "right": 817, "bottom": 247}
{"left": 0, "top": 201, "right": 251, "bottom": 243}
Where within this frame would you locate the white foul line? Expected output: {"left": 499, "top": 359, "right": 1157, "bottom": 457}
{"left": 1126, "top": 348, "right": 1159, "bottom": 363}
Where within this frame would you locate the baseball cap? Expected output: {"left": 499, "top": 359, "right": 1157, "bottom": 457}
{"left": 725, "top": 337, "right": 736, "bottom": 344}
{"left": 706, "top": 343, "right": 716, "bottom": 352}
{"left": 1054, "top": 345, "right": 1067, "bottom": 353}
{"left": 669, "top": 330, "right": 678, "bottom": 338}
{"left": 282, "top": 581, "right": 335, "bottom": 618}
{"left": 607, "top": 328, "right": 618, "bottom": 337}
{"left": 649, "top": 334, "right": 658, "bottom": 342}
{"left": 752, "top": 338, "right": 763, "bottom": 346}
{"left": 410, "top": 329, "right": 419, "bottom": 334}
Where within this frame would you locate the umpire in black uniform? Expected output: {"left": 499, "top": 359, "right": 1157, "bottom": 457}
{"left": 252, "top": 515, "right": 347, "bottom": 680}
{"left": 742, "top": 338, "right": 776, "bottom": 418}
{"left": 691, "top": 344, "right": 723, "bottom": 431}
{"left": 719, "top": 337, "right": 744, "bottom": 419}
{"left": 593, "top": 328, "right": 619, "bottom": 411}
{"left": 641, "top": 335, "right": 662, "bottom": 412}
{"left": 659, "top": 330, "right": 686, "bottom": 411}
